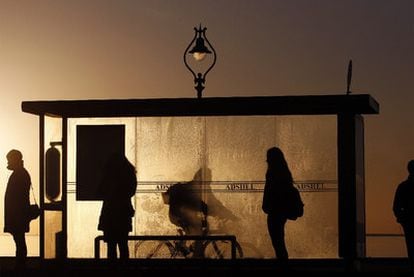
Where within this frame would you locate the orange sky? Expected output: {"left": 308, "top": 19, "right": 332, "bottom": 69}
{"left": 0, "top": 0, "right": 413, "bottom": 236}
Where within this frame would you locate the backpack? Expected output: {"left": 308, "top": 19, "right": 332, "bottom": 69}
{"left": 286, "top": 186, "right": 304, "bottom": 220}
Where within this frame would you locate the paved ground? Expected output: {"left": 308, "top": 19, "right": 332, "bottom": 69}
{"left": 0, "top": 257, "right": 413, "bottom": 276}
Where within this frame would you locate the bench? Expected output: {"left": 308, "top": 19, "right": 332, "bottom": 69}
{"left": 94, "top": 235, "right": 238, "bottom": 259}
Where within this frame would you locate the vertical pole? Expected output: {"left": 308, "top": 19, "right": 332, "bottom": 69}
{"left": 337, "top": 113, "right": 366, "bottom": 261}
{"left": 39, "top": 115, "right": 45, "bottom": 259}
{"left": 355, "top": 115, "right": 366, "bottom": 258}
{"left": 62, "top": 117, "right": 68, "bottom": 259}
{"left": 231, "top": 237, "right": 236, "bottom": 259}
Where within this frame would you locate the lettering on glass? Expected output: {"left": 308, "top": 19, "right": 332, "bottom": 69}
{"left": 136, "top": 180, "right": 337, "bottom": 193}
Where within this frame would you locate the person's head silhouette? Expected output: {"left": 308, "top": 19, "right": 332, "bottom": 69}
{"left": 407, "top": 160, "right": 414, "bottom": 175}
{"left": 6, "top": 149, "right": 23, "bottom": 170}
{"left": 266, "top": 147, "right": 293, "bottom": 184}
{"left": 266, "top": 147, "right": 285, "bottom": 166}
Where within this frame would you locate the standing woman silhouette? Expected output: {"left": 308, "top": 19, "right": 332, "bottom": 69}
{"left": 98, "top": 153, "right": 137, "bottom": 261}
{"left": 262, "top": 147, "right": 293, "bottom": 261}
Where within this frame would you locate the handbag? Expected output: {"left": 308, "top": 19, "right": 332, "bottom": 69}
{"left": 28, "top": 184, "right": 40, "bottom": 221}
{"left": 286, "top": 185, "right": 304, "bottom": 220}
{"left": 28, "top": 204, "right": 40, "bottom": 220}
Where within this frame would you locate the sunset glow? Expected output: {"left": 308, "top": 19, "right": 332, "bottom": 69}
{"left": 0, "top": 0, "right": 413, "bottom": 258}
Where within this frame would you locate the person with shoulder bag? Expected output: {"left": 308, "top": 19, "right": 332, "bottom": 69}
{"left": 262, "top": 147, "right": 303, "bottom": 264}
{"left": 4, "top": 149, "right": 33, "bottom": 270}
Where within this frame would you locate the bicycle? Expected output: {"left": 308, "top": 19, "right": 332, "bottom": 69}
{"left": 133, "top": 228, "right": 244, "bottom": 259}
{"left": 134, "top": 184, "right": 244, "bottom": 259}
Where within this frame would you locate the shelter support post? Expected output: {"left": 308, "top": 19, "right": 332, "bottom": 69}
{"left": 337, "top": 113, "right": 366, "bottom": 259}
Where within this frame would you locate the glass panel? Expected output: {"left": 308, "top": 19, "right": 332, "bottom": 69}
{"left": 366, "top": 235, "right": 406, "bottom": 257}
{"left": 43, "top": 116, "right": 63, "bottom": 259}
{"left": 135, "top": 117, "right": 204, "bottom": 236}
{"left": 67, "top": 117, "right": 137, "bottom": 258}
{"left": 204, "top": 116, "right": 276, "bottom": 259}
{"left": 66, "top": 115, "right": 337, "bottom": 258}
{"left": 132, "top": 115, "right": 337, "bottom": 259}
{"left": 204, "top": 116, "right": 338, "bottom": 258}
{"left": 44, "top": 210, "right": 62, "bottom": 259}
{"left": 67, "top": 191, "right": 101, "bottom": 257}
{"left": 275, "top": 116, "right": 338, "bottom": 258}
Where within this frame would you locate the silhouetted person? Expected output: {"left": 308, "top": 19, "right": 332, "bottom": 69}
{"left": 164, "top": 168, "right": 239, "bottom": 236}
{"left": 165, "top": 182, "right": 208, "bottom": 236}
{"left": 163, "top": 181, "right": 207, "bottom": 258}
{"left": 164, "top": 168, "right": 241, "bottom": 258}
{"left": 262, "top": 147, "right": 293, "bottom": 262}
{"left": 98, "top": 153, "right": 137, "bottom": 261}
{"left": 4, "top": 149, "right": 32, "bottom": 270}
{"left": 393, "top": 160, "right": 414, "bottom": 264}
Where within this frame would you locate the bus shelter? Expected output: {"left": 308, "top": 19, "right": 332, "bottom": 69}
{"left": 21, "top": 94, "right": 379, "bottom": 260}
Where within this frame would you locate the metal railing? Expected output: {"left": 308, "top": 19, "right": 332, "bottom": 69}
{"left": 94, "top": 235, "right": 238, "bottom": 259}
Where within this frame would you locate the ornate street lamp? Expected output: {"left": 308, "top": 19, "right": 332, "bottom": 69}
{"left": 183, "top": 24, "right": 217, "bottom": 99}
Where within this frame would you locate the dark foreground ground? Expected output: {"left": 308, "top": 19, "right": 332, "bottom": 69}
{"left": 0, "top": 258, "right": 413, "bottom": 276}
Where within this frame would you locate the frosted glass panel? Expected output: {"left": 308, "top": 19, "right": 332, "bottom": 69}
{"left": 135, "top": 117, "right": 204, "bottom": 236}
{"left": 134, "top": 116, "right": 337, "bottom": 258}
{"left": 275, "top": 116, "right": 338, "bottom": 258}
{"left": 65, "top": 116, "right": 337, "bottom": 258}
{"left": 276, "top": 116, "right": 337, "bottom": 181}
{"left": 206, "top": 116, "right": 276, "bottom": 180}
{"left": 67, "top": 190, "right": 101, "bottom": 257}
{"left": 44, "top": 211, "right": 62, "bottom": 259}
{"left": 43, "top": 116, "right": 63, "bottom": 259}
{"left": 203, "top": 116, "right": 337, "bottom": 258}
{"left": 136, "top": 117, "right": 203, "bottom": 181}
{"left": 67, "top": 118, "right": 137, "bottom": 258}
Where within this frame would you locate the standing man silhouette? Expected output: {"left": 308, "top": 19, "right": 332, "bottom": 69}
{"left": 393, "top": 160, "right": 414, "bottom": 264}
{"left": 4, "top": 149, "right": 32, "bottom": 269}
{"left": 262, "top": 147, "right": 293, "bottom": 263}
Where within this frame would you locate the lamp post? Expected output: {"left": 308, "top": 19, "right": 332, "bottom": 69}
{"left": 183, "top": 24, "right": 217, "bottom": 99}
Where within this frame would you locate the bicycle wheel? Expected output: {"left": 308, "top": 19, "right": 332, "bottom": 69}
{"left": 134, "top": 240, "right": 176, "bottom": 258}
{"left": 203, "top": 240, "right": 243, "bottom": 259}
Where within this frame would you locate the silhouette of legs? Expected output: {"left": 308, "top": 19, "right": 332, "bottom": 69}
{"left": 118, "top": 238, "right": 129, "bottom": 260}
{"left": 107, "top": 241, "right": 118, "bottom": 260}
{"left": 107, "top": 238, "right": 129, "bottom": 261}
{"left": 12, "top": 232, "right": 27, "bottom": 268}
{"left": 267, "top": 214, "right": 288, "bottom": 260}
{"left": 402, "top": 223, "right": 414, "bottom": 266}
{"left": 105, "top": 230, "right": 130, "bottom": 260}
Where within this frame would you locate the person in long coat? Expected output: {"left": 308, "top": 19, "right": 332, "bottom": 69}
{"left": 4, "top": 149, "right": 31, "bottom": 268}
{"left": 98, "top": 153, "right": 137, "bottom": 260}
{"left": 262, "top": 147, "right": 293, "bottom": 261}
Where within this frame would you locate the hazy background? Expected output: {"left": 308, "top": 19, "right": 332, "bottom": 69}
{"left": 0, "top": 0, "right": 413, "bottom": 241}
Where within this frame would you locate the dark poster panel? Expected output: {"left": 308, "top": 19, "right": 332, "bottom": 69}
{"left": 76, "top": 125, "right": 125, "bottom": 200}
